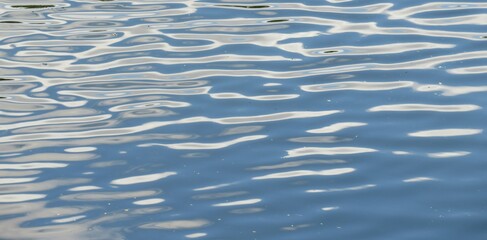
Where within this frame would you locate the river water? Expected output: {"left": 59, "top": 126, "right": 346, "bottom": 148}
{"left": 0, "top": 0, "right": 486, "bottom": 239}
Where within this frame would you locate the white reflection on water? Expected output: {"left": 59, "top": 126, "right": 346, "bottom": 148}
{"left": 140, "top": 219, "right": 211, "bottom": 230}
{"left": 140, "top": 135, "right": 267, "bottom": 150}
{"left": 0, "top": 110, "right": 32, "bottom": 116}
{"left": 185, "top": 233, "right": 207, "bottom": 238}
{"left": 111, "top": 171, "right": 176, "bottom": 185}
{"left": 210, "top": 92, "right": 299, "bottom": 101}
{"left": 59, "top": 87, "right": 211, "bottom": 99}
{"left": 250, "top": 159, "right": 345, "bottom": 170}
{"left": 133, "top": 198, "right": 165, "bottom": 205}
{"left": 302, "top": 80, "right": 487, "bottom": 96}
{"left": 427, "top": 151, "right": 470, "bottom": 158}
{"left": 0, "top": 178, "right": 89, "bottom": 194}
{"left": 0, "top": 201, "right": 125, "bottom": 240}
{"left": 60, "top": 55, "right": 293, "bottom": 71}
{"left": 387, "top": 2, "right": 487, "bottom": 20}
{"left": 64, "top": 146, "right": 97, "bottom": 153}
{"left": 368, "top": 104, "right": 481, "bottom": 112}
{"left": 408, "top": 128, "right": 482, "bottom": 137}
{"left": 2, "top": 153, "right": 96, "bottom": 162}
{"left": 285, "top": 147, "right": 377, "bottom": 158}
{"left": 0, "top": 162, "right": 68, "bottom": 170}
{"left": 403, "top": 177, "right": 436, "bottom": 183}
{"left": 68, "top": 185, "right": 102, "bottom": 191}
{"left": 193, "top": 183, "right": 234, "bottom": 191}
{"left": 301, "top": 81, "right": 415, "bottom": 92}
{"left": 278, "top": 42, "right": 454, "bottom": 57}
{"left": 0, "top": 194, "right": 46, "bottom": 203}
{"left": 213, "top": 198, "right": 261, "bottom": 207}
{"left": 307, "top": 122, "right": 367, "bottom": 134}
{"left": 322, "top": 206, "right": 339, "bottom": 211}
{"left": 253, "top": 168, "right": 355, "bottom": 180}
{"left": 52, "top": 215, "right": 86, "bottom": 223}
{"left": 109, "top": 100, "right": 190, "bottom": 112}
{"left": 406, "top": 14, "right": 487, "bottom": 26}
{"left": 448, "top": 65, "right": 487, "bottom": 74}
{"left": 0, "top": 170, "right": 40, "bottom": 177}
{"left": 0, "top": 177, "right": 37, "bottom": 185}
{"left": 307, "top": 184, "right": 376, "bottom": 193}
{"left": 0, "top": 110, "right": 339, "bottom": 144}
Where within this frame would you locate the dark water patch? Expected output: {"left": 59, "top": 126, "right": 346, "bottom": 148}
{"left": 0, "top": 21, "right": 22, "bottom": 24}
{"left": 216, "top": 5, "right": 270, "bottom": 9}
{"left": 267, "top": 19, "right": 288, "bottom": 23}
{"left": 11, "top": 5, "right": 55, "bottom": 9}
{"left": 322, "top": 50, "right": 340, "bottom": 54}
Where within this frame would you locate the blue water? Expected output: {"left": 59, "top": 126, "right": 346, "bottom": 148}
{"left": 0, "top": 0, "right": 486, "bottom": 239}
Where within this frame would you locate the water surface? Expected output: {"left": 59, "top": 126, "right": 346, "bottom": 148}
{"left": 0, "top": 0, "right": 486, "bottom": 239}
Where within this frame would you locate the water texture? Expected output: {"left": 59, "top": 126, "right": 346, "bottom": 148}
{"left": 0, "top": 0, "right": 486, "bottom": 239}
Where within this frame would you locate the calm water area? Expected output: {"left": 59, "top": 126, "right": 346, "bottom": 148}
{"left": 0, "top": 0, "right": 486, "bottom": 239}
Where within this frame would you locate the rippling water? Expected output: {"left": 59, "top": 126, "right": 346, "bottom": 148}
{"left": 1, "top": 0, "right": 486, "bottom": 239}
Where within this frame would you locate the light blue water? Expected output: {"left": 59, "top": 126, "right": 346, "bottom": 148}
{"left": 0, "top": 0, "right": 486, "bottom": 239}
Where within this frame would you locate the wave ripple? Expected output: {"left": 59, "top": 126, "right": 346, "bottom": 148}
{"left": 1, "top": 0, "right": 486, "bottom": 239}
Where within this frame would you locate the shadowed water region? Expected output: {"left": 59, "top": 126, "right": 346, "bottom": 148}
{"left": 0, "top": 0, "right": 486, "bottom": 239}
